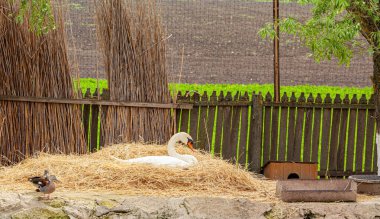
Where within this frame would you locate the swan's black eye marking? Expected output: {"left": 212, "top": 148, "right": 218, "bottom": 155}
{"left": 187, "top": 137, "right": 194, "bottom": 143}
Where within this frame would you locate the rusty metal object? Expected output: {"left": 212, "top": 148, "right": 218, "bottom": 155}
{"left": 276, "top": 180, "right": 357, "bottom": 202}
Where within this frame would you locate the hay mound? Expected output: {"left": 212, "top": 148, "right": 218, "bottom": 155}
{"left": 0, "top": 144, "right": 274, "bottom": 201}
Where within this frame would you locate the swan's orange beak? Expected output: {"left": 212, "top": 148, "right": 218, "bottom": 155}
{"left": 187, "top": 141, "right": 195, "bottom": 152}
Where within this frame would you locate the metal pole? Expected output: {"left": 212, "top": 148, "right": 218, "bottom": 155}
{"left": 273, "top": 0, "right": 280, "bottom": 102}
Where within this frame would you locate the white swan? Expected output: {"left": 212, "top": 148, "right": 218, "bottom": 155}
{"left": 111, "top": 132, "right": 198, "bottom": 168}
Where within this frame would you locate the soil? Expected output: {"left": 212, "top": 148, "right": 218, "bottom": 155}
{"left": 65, "top": 0, "right": 373, "bottom": 87}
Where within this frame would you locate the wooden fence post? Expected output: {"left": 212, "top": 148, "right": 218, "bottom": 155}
{"left": 278, "top": 92, "right": 289, "bottom": 161}
{"left": 99, "top": 89, "right": 110, "bottom": 148}
{"left": 248, "top": 93, "right": 263, "bottom": 172}
{"left": 175, "top": 91, "right": 183, "bottom": 133}
{"left": 189, "top": 92, "right": 200, "bottom": 142}
{"left": 206, "top": 91, "right": 217, "bottom": 153}
{"left": 90, "top": 88, "right": 100, "bottom": 152}
{"left": 198, "top": 91, "right": 209, "bottom": 151}
{"left": 238, "top": 92, "right": 249, "bottom": 166}
{"left": 83, "top": 89, "right": 91, "bottom": 148}
{"left": 214, "top": 91, "right": 225, "bottom": 157}
{"left": 221, "top": 92, "right": 233, "bottom": 159}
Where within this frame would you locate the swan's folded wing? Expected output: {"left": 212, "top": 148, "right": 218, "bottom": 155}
{"left": 181, "top": 155, "right": 198, "bottom": 164}
{"left": 113, "top": 156, "right": 191, "bottom": 168}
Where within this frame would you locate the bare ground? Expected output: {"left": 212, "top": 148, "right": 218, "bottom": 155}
{"left": 65, "top": 0, "right": 373, "bottom": 87}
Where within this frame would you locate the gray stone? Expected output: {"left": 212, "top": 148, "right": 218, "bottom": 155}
{"left": 271, "top": 202, "right": 380, "bottom": 219}
{"left": 183, "top": 197, "right": 271, "bottom": 219}
{"left": 62, "top": 206, "right": 92, "bottom": 219}
{"left": 0, "top": 191, "right": 379, "bottom": 219}
{"left": 94, "top": 205, "right": 110, "bottom": 217}
{"left": 0, "top": 192, "right": 22, "bottom": 213}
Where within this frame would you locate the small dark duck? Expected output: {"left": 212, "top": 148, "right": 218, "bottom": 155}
{"left": 28, "top": 170, "right": 60, "bottom": 199}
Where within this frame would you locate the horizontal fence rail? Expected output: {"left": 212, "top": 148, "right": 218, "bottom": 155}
{"left": 0, "top": 95, "right": 192, "bottom": 109}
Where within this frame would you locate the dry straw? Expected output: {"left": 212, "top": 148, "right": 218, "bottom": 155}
{"left": 0, "top": 0, "right": 85, "bottom": 165}
{"left": 0, "top": 144, "right": 275, "bottom": 201}
{"left": 96, "top": 0, "right": 172, "bottom": 145}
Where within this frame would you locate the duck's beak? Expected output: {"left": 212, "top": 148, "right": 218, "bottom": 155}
{"left": 187, "top": 141, "right": 195, "bottom": 152}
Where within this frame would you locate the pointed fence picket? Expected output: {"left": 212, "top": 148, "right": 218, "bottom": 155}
{"left": 176, "top": 91, "right": 378, "bottom": 177}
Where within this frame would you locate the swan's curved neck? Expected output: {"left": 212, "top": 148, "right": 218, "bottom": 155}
{"left": 167, "top": 133, "right": 183, "bottom": 159}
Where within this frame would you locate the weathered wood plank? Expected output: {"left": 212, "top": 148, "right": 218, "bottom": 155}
{"left": 198, "top": 92, "right": 209, "bottom": 151}
{"left": 214, "top": 92, "right": 225, "bottom": 157}
{"left": 238, "top": 92, "right": 249, "bottom": 166}
{"left": 175, "top": 92, "right": 183, "bottom": 133}
{"left": 0, "top": 95, "right": 193, "bottom": 109}
{"left": 346, "top": 95, "right": 358, "bottom": 173}
{"left": 278, "top": 93, "right": 289, "bottom": 161}
{"left": 293, "top": 93, "right": 306, "bottom": 162}
{"left": 248, "top": 93, "right": 263, "bottom": 171}
{"left": 287, "top": 93, "right": 297, "bottom": 161}
{"left": 262, "top": 92, "right": 272, "bottom": 165}
{"left": 82, "top": 89, "right": 91, "bottom": 147}
{"left": 222, "top": 92, "right": 234, "bottom": 160}
{"left": 373, "top": 136, "right": 378, "bottom": 173}
{"left": 229, "top": 92, "right": 241, "bottom": 162}
{"left": 179, "top": 92, "right": 191, "bottom": 133}
{"left": 303, "top": 94, "right": 314, "bottom": 162}
{"left": 99, "top": 89, "right": 110, "bottom": 148}
{"left": 328, "top": 95, "right": 342, "bottom": 172}
{"left": 189, "top": 93, "right": 200, "bottom": 142}
{"left": 270, "top": 105, "right": 279, "bottom": 161}
{"left": 311, "top": 94, "right": 322, "bottom": 164}
{"left": 364, "top": 95, "right": 375, "bottom": 172}
{"left": 206, "top": 92, "right": 217, "bottom": 153}
{"left": 286, "top": 92, "right": 297, "bottom": 161}
{"left": 337, "top": 95, "right": 349, "bottom": 172}
{"left": 90, "top": 89, "right": 100, "bottom": 152}
{"left": 365, "top": 108, "right": 376, "bottom": 172}
{"left": 355, "top": 95, "right": 368, "bottom": 173}
{"left": 320, "top": 94, "right": 332, "bottom": 175}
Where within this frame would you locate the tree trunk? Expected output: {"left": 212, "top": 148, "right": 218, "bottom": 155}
{"left": 373, "top": 51, "right": 380, "bottom": 176}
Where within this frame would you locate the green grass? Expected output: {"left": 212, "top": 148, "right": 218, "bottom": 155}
{"left": 76, "top": 78, "right": 373, "bottom": 99}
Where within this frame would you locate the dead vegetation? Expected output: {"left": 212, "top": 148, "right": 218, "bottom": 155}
{"left": 0, "top": 0, "right": 85, "bottom": 165}
{"left": 0, "top": 143, "right": 275, "bottom": 201}
{"left": 96, "top": 0, "right": 172, "bottom": 145}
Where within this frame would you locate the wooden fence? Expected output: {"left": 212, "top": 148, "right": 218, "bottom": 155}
{"left": 176, "top": 91, "right": 378, "bottom": 177}
{"left": 0, "top": 89, "right": 378, "bottom": 177}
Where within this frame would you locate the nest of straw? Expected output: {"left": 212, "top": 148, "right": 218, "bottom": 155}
{"left": 0, "top": 144, "right": 275, "bottom": 201}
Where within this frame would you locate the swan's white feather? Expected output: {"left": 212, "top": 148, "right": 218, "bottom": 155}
{"left": 111, "top": 155, "right": 194, "bottom": 168}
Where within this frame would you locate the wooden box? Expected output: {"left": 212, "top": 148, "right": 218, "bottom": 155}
{"left": 263, "top": 161, "right": 318, "bottom": 180}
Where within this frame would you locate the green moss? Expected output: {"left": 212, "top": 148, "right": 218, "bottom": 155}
{"left": 46, "top": 199, "right": 66, "bottom": 208}
{"left": 98, "top": 200, "right": 118, "bottom": 209}
{"left": 11, "top": 208, "right": 69, "bottom": 219}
